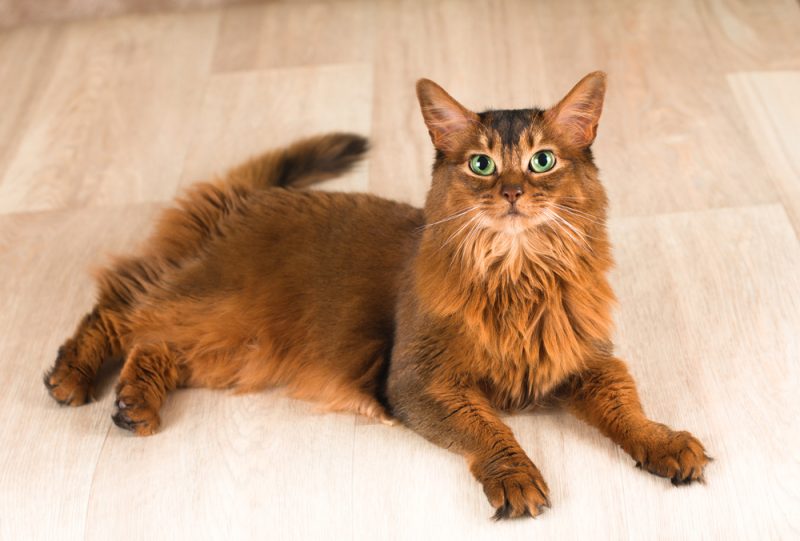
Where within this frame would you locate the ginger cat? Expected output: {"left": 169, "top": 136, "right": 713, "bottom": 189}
{"left": 45, "top": 72, "right": 709, "bottom": 519}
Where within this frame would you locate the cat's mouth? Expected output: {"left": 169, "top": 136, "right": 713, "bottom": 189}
{"left": 490, "top": 205, "right": 551, "bottom": 232}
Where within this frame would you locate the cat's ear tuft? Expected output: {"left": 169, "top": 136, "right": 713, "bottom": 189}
{"left": 416, "top": 79, "right": 479, "bottom": 153}
{"left": 546, "top": 71, "right": 607, "bottom": 148}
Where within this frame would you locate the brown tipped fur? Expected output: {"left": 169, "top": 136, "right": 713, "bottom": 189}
{"left": 45, "top": 75, "right": 708, "bottom": 518}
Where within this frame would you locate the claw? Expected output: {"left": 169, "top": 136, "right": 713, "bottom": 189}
{"left": 492, "top": 502, "right": 510, "bottom": 521}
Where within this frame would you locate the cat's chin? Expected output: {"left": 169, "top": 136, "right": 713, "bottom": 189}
{"left": 489, "top": 211, "right": 548, "bottom": 235}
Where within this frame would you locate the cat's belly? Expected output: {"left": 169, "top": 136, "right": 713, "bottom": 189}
{"left": 124, "top": 289, "right": 395, "bottom": 420}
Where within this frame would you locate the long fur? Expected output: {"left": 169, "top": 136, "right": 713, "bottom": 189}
{"left": 45, "top": 75, "right": 709, "bottom": 520}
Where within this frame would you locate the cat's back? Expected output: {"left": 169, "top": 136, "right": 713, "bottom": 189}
{"left": 166, "top": 188, "right": 424, "bottom": 318}
{"left": 249, "top": 188, "right": 423, "bottom": 239}
{"left": 226, "top": 188, "right": 424, "bottom": 271}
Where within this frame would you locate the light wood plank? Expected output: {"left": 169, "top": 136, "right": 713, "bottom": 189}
{"left": 0, "top": 0, "right": 244, "bottom": 28}
{"left": 179, "top": 63, "right": 373, "bottom": 193}
{"left": 610, "top": 205, "right": 800, "bottom": 538}
{"left": 700, "top": 0, "right": 800, "bottom": 70}
{"left": 0, "top": 203, "right": 160, "bottom": 541}
{"left": 0, "top": 24, "right": 63, "bottom": 184}
{"left": 212, "top": 1, "right": 375, "bottom": 71}
{"left": 84, "top": 391, "right": 357, "bottom": 540}
{"left": 728, "top": 71, "right": 800, "bottom": 236}
{"left": 0, "top": 11, "right": 219, "bottom": 214}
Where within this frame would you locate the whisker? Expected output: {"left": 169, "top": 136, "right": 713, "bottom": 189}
{"left": 551, "top": 203, "right": 603, "bottom": 224}
{"left": 457, "top": 215, "right": 482, "bottom": 256}
{"left": 544, "top": 208, "right": 580, "bottom": 245}
{"left": 419, "top": 205, "right": 480, "bottom": 230}
{"left": 548, "top": 206, "right": 603, "bottom": 244}
{"left": 546, "top": 209, "right": 597, "bottom": 253}
{"left": 557, "top": 215, "right": 588, "bottom": 244}
{"left": 561, "top": 215, "right": 601, "bottom": 242}
{"left": 551, "top": 203, "right": 592, "bottom": 218}
{"left": 456, "top": 216, "right": 485, "bottom": 271}
{"left": 439, "top": 212, "right": 482, "bottom": 252}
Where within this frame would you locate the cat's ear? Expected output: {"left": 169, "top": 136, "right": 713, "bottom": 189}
{"left": 416, "top": 79, "right": 479, "bottom": 153}
{"left": 546, "top": 71, "right": 607, "bottom": 148}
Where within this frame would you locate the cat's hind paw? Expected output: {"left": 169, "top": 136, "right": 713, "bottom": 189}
{"left": 111, "top": 396, "right": 161, "bottom": 436}
{"left": 44, "top": 345, "right": 94, "bottom": 406}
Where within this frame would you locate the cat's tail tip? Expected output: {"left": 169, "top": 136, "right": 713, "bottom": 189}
{"left": 283, "top": 132, "right": 369, "bottom": 189}
{"left": 230, "top": 132, "right": 369, "bottom": 191}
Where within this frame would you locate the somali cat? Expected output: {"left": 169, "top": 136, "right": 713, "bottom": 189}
{"left": 45, "top": 71, "right": 709, "bottom": 519}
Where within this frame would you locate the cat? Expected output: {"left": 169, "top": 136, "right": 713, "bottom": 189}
{"left": 45, "top": 71, "right": 709, "bottom": 520}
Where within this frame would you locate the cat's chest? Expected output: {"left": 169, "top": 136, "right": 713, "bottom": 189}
{"left": 460, "top": 281, "right": 610, "bottom": 408}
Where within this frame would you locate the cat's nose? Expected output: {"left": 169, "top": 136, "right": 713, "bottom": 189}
{"left": 501, "top": 184, "right": 523, "bottom": 204}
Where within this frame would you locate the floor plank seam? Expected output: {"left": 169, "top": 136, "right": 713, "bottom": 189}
{"left": 82, "top": 423, "right": 112, "bottom": 541}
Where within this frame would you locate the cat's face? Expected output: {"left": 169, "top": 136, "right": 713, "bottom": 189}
{"left": 417, "top": 72, "right": 607, "bottom": 242}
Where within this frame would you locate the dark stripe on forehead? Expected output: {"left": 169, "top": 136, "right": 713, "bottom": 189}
{"left": 478, "top": 108, "right": 543, "bottom": 150}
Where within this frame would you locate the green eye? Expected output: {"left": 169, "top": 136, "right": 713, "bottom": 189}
{"left": 529, "top": 150, "right": 556, "bottom": 173}
{"left": 469, "top": 154, "right": 496, "bottom": 176}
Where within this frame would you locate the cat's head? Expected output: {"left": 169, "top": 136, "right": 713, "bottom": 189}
{"left": 416, "top": 72, "right": 608, "bottom": 272}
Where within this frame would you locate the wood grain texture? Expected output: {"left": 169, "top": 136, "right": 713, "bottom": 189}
{"left": 212, "top": 1, "right": 375, "bottom": 72}
{"left": 0, "top": 0, "right": 246, "bottom": 29}
{"left": 609, "top": 205, "right": 800, "bottom": 539}
{"left": 0, "top": 204, "right": 159, "bottom": 541}
{"left": 0, "top": 0, "right": 799, "bottom": 539}
{"left": 85, "top": 392, "right": 358, "bottom": 540}
{"left": 0, "top": 24, "right": 64, "bottom": 185}
{"left": 728, "top": 71, "right": 800, "bottom": 236}
{"left": 0, "top": 11, "right": 219, "bottom": 214}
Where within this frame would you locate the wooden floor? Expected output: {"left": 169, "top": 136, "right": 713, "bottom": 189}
{"left": 1, "top": 0, "right": 799, "bottom": 539}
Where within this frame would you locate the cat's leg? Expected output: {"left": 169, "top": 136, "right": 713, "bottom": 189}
{"left": 45, "top": 253, "right": 162, "bottom": 406}
{"left": 112, "top": 342, "right": 180, "bottom": 436}
{"left": 45, "top": 306, "right": 124, "bottom": 406}
{"left": 390, "top": 379, "right": 549, "bottom": 519}
{"left": 560, "top": 356, "right": 710, "bottom": 484}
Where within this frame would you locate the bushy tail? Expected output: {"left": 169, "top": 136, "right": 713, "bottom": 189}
{"left": 226, "top": 132, "right": 369, "bottom": 190}
{"left": 95, "top": 133, "right": 368, "bottom": 308}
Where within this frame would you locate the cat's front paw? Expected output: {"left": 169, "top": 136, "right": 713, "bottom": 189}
{"left": 475, "top": 456, "right": 551, "bottom": 519}
{"left": 44, "top": 344, "right": 93, "bottom": 406}
{"left": 632, "top": 428, "right": 710, "bottom": 485}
